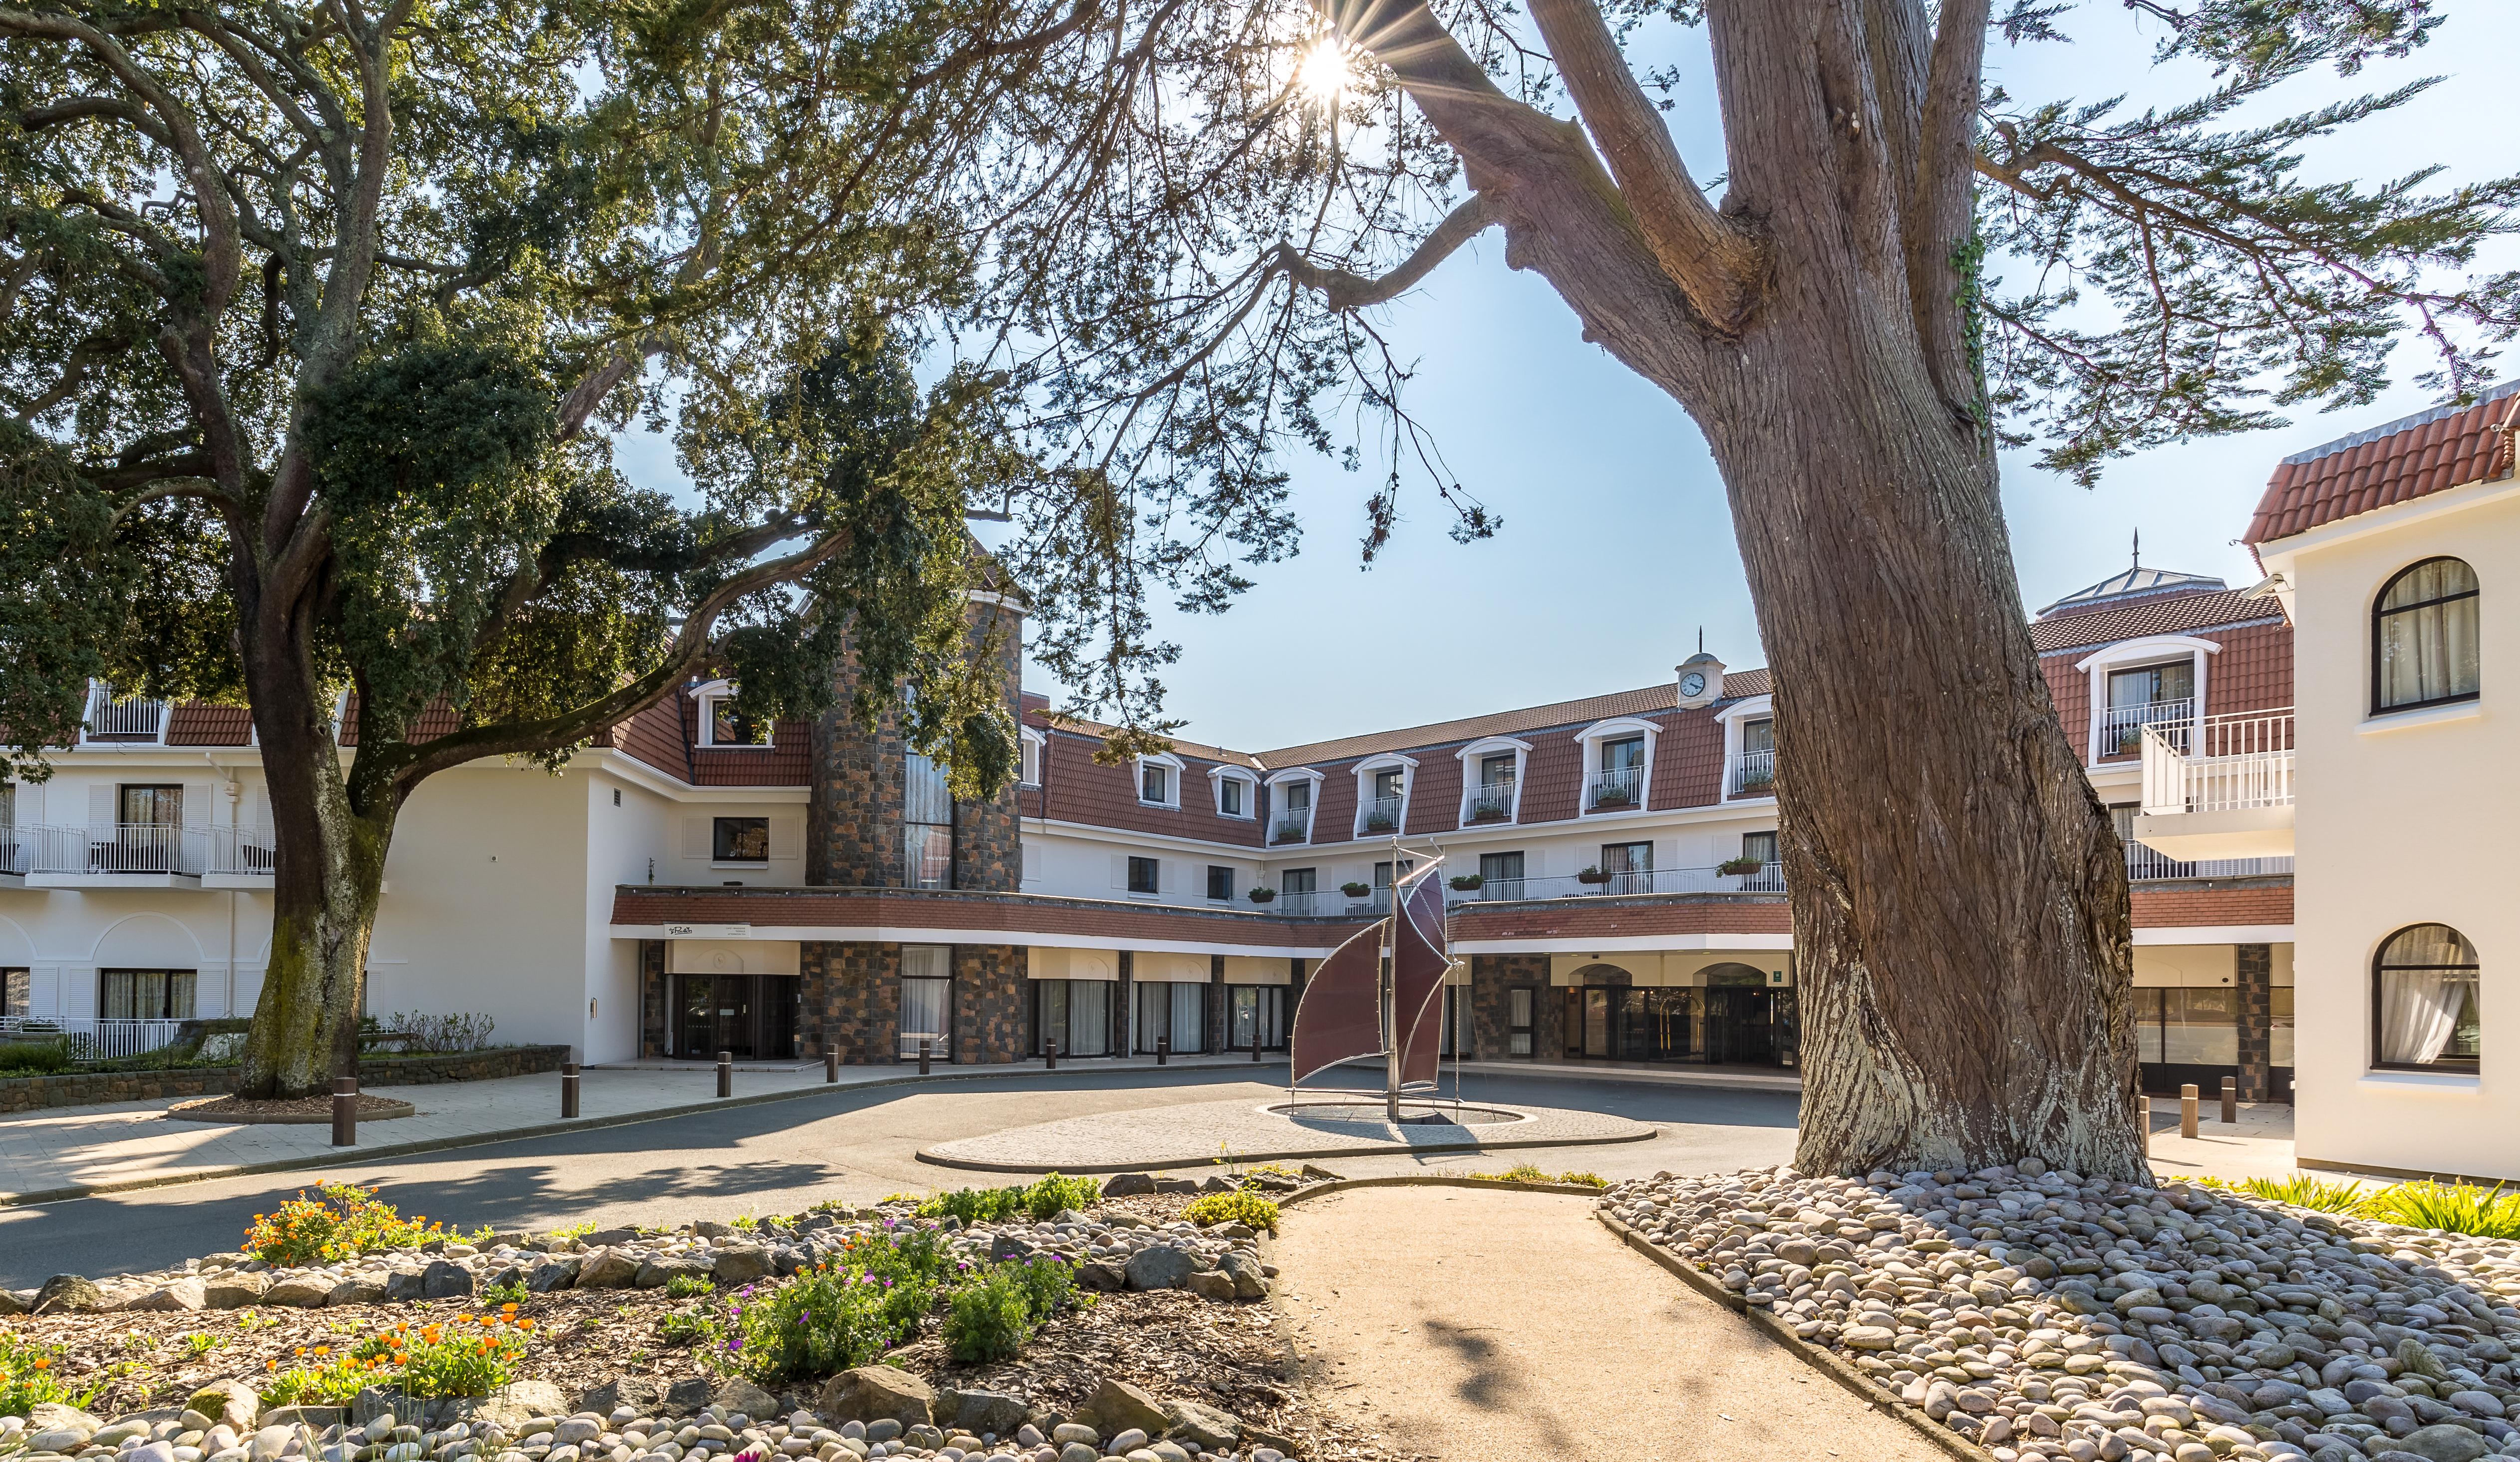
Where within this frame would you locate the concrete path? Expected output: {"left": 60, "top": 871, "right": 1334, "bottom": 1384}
{"left": 1271, "top": 1186, "right": 1948, "bottom": 1462}
{"left": 0, "top": 1053, "right": 1273, "bottom": 1204}
{"left": 920, "top": 1096, "right": 1655, "bottom": 1172}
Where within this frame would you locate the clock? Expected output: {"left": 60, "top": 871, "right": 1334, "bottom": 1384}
{"left": 1679, "top": 672, "right": 1706, "bottom": 698}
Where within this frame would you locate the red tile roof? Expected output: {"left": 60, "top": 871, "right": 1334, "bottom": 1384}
{"left": 165, "top": 704, "right": 254, "bottom": 747}
{"left": 2025, "top": 591, "right": 2281, "bottom": 654}
{"left": 1248, "top": 670, "right": 1769, "bottom": 769}
{"left": 2245, "top": 381, "right": 2520, "bottom": 547}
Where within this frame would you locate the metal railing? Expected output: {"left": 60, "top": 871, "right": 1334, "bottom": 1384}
{"left": 1587, "top": 764, "right": 1645, "bottom": 810}
{"left": 82, "top": 685, "right": 167, "bottom": 742}
{"left": 1454, "top": 863, "right": 1788, "bottom": 903}
{"left": 1270, "top": 813, "right": 1311, "bottom": 844}
{"left": 2142, "top": 709, "right": 2295, "bottom": 815}
{"left": 2099, "top": 698, "right": 2194, "bottom": 759}
{"left": 0, "top": 1017, "right": 191, "bottom": 1062}
{"left": 2125, "top": 846, "right": 2293, "bottom": 882}
{"left": 1358, "top": 794, "right": 1404, "bottom": 834}
{"left": 27, "top": 823, "right": 210, "bottom": 876}
{"left": 1464, "top": 778, "right": 1516, "bottom": 822}
{"left": 210, "top": 827, "right": 277, "bottom": 876}
{"left": 1727, "top": 749, "right": 1777, "bottom": 798}
{"left": 0, "top": 837, "right": 22, "bottom": 876}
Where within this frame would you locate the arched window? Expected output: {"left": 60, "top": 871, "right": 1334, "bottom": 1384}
{"left": 2373, "top": 924, "right": 2480, "bottom": 1072}
{"left": 2373, "top": 558, "right": 2480, "bottom": 713}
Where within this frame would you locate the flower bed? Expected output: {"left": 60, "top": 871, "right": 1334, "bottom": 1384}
{"left": 0, "top": 1048, "right": 570, "bottom": 1115}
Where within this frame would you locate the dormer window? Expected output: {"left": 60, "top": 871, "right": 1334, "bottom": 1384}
{"left": 2074, "top": 637, "right": 2217, "bottom": 765}
{"left": 692, "top": 681, "right": 772, "bottom": 748}
{"left": 1575, "top": 718, "right": 1660, "bottom": 815}
{"left": 1135, "top": 751, "right": 1184, "bottom": 808}
{"left": 1018, "top": 728, "right": 1044, "bottom": 787}
{"left": 1220, "top": 777, "right": 1244, "bottom": 816}
{"left": 1455, "top": 736, "right": 1534, "bottom": 826}
{"left": 1716, "top": 697, "right": 1776, "bottom": 802}
{"left": 1352, "top": 754, "right": 1417, "bottom": 838}
{"left": 1266, "top": 770, "right": 1322, "bottom": 844}
{"left": 1209, "top": 768, "right": 1257, "bottom": 819}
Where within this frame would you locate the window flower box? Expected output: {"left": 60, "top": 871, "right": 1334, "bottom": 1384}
{"left": 1575, "top": 866, "right": 1610, "bottom": 886}
{"left": 1448, "top": 874, "right": 1483, "bottom": 891}
{"left": 1364, "top": 812, "right": 1396, "bottom": 832}
{"left": 1247, "top": 887, "right": 1276, "bottom": 904}
{"left": 1591, "top": 787, "right": 1635, "bottom": 810}
{"left": 1718, "top": 856, "right": 1766, "bottom": 876}
{"left": 1340, "top": 881, "right": 1372, "bottom": 898}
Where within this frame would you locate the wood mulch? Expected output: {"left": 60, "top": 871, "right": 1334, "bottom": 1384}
{"left": 167, "top": 1094, "right": 414, "bottom": 1122}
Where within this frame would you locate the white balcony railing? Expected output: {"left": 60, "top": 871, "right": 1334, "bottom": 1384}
{"left": 1587, "top": 764, "right": 1645, "bottom": 810}
{"left": 2126, "top": 845, "right": 2293, "bottom": 882}
{"left": 2141, "top": 709, "right": 2294, "bottom": 815}
{"left": 1270, "top": 812, "right": 1311, "bottom": 844}
{"left": 28, "top": 823, "right": 210, "bottom": 876}
{"left": 1464, "top": 778, "right": 1516, "bottom": 822}
{"left": 0, "top": 1016, "right": 191, "bottom": 1062}
{"left": 1358, "top": 794, "right": 1404, "bottom": 835}
{"left": 83, "top": 684, "right": 167, "bottom": 742}
{"left": 1451, "top": 863, "right": 1787, "bottom": 904}
{"left": 210, "top": 827, "right": 277, "bottom": 876}
{"left": 1727, "top": 749, "right": 1777, "bottom": 798}
{"left": 2098, "top": 697, "right": 2194, "bottom": 759}
{"left": 0, "top": 835, "right": 23, "bottom": 876}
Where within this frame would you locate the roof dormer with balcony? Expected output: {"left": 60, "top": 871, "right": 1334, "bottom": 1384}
{"left": 1455, "top": 736, "right": 1532, "bottom": 827}
{"left": 1265, "top": 767, "right": 1321, "bottom": 846}
{"left": 1716, "top": 696, "right": 1776, "bottom": 803}
{"left": 1575, "top": 716, "right": 1660, "bottom": 817}
{"left": 1350, "top": 753, "right": 1416, "bottom": 839}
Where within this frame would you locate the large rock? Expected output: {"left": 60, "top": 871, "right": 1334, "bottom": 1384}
{"left": 945, "top": 1390, "right": 1030, "bottom": 1438}
{"left": 262, "top": 1276, "right": 333, "bottom": 1309}
{"left": 448, "top": 1379, "right": 570, "bottom": 1432}
{"left": 28, "top": 1403, "right": 105, "bottom": 1439}
{"left": 1072, "top": 1379, "right": 1168, "bottom": 1442}
{"left": 663, "top": 1377, "right": 715, "bottom": 1413}
{"left": 1100, "top": 1173, "right": 1157, "bottom": 1197}
{"left": 34, "top": 1274, "right": 106, "bottom": 1313}
{"left": 383, "top": 1270, "right": 429, "bottom": 1303}
{"left": 1186, "top": 1271, "right": 1237, "bottom": 1301}
{"left": 576, "top": 1247, "right": 640, "bottom": 1289}
{"left": 634, "top": 1256, "right": 713, "bottom": 1289}
{"left": 528, "top": 1257, "right": 582, "bottom": 1293}
{"left": 1125, "top": 1246, "right": 1194, "bottom": 1291}
{"left": 129, "top": 1278, "right": 209, "bottom": 1312}
{"left": 189, "top": 1380, "right": 260, "bottom": 1432}
{"left": 578, "top": 1228, "right": 640, "bottom": 1248}
{"left": 202, "top": 1274, "right": 269, "bottom": 1309}
{"left": 712, "top": 1246, "right": 773, "bottom": 1284}
{"left": 2391, "top": 1425, "right": 2491, "bottom": 1462}
{"left": 1217, "top": 1250, "right": 1268, "bottom": 1300}
{"left": 818, "top": 1366, "right": 936, "bottom": 1430}
{"left": 419, "top": 1260, "right": 475, "bottom": 1299}
{"left": 1077, "top": 1263, "right": 1127, "bottom": 1293}
{"left": 712, "top": 1379, "right": 780, "bottom": 1421}
{"left": 327, "top": 1276, "right": 390, "bottom": 1306}
{"left": 1161, "top": 1400, "right": 1242, "bottom": 1452}
{"left": 577, "top": 1377, "right": 664, "bottom": 1418}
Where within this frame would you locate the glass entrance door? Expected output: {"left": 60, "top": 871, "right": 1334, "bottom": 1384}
{"left": 674, "top": 975, "right": 753, "bottom": 1059}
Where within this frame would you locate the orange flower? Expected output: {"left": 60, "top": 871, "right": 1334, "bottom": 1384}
{"left": 266, "top": 1360, "right": 277, "bottom": 1371}
{"left": 31, "top": 1358, "right": 50, "bottom": 1371}
{"left": 501, "top": 1303, "right": 518, "bottom": 1314}
{"left": 294, "top": 1347, "right": 307, "bottom": 1357}
{"left": 313, "top": 1347, "right": 330, "bottom": 1357}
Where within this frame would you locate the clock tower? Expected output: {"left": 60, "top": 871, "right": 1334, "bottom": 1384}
{"left": 1675, "top": 646, "right": 1725, "bottom": 709}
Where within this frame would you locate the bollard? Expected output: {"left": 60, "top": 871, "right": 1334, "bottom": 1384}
{"left": 919, "top": 1039, "right": 932, "bottom": 1076}
{"left": 561, "top": 1062, "right": 581, "bottom": 1120}
{"left": 1252, "top": 1037, "right": 1262, "bottom": 1064}
{"left": 825, "top": 1049, "right": 840, "bottom": 1084}
{"left": 2181, "top": 1083, "right": 2200, "bottom": 1139}
{"left": 2136, "top": 1093, "right": 2151, "bottom": 1156}
{"left": 1045, "top": 1039, "right": 1057, "bottom": 1071}
{"left": 1157, "top": 1034, "right": 1169, "bottom": 1067}
{"left": 716, "top": 1050, "right": 732, "bottom": 1098}
{"left": 331, "top": 1075, "right": 358, "bottom": 1147}
{"left": 2221, "top": 1075, "right": 2237, "bottom": 1124}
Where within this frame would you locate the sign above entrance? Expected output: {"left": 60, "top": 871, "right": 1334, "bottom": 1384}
{"left": 664, "top": 922, "right": 750, "bottom": 939}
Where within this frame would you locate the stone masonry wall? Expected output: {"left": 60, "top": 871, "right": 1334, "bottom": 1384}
{"left": 1470, "top": 954, "right": 1550, "bottom": 1060}
{"left": 0, "top": 1046, "right": 571, "bottom": 1114}
{"left": 638, "top": 940, "right": 669, "bottom": 1058}
{"left": 803, "top": 940, "right": 900, "bottom": 1064}
{"left": 2236, "top": 942, "right": 2272, "bottom": 1102}
{"left": 808, "top": 630, "right": 907, "bottom": 888}
{"left": 952, "top": 597, "right": 1025, "bottom": 894}
{"left": 951, "top": 945, "right": 1026, "bottom": 1064}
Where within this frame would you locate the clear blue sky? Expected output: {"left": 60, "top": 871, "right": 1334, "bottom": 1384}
{"left": 626, "top": 4, "right": 2520, "bottom": 754}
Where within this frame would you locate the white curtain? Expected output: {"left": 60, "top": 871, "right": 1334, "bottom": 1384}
{"left": 2378, "top": 970, "right": 2466, "bottom": 1066}
{"left": 2379, "top": 560, "right": 2481, "bottom": 708}
{"left": 1170, "top": 981, "right": 1205, "bottom": 1054}
{"left": 1067, "top": 980, "right": 1110, "bottom": 1056}
{"left": 900, "top": 945, "right": 950, "bottom": 1057}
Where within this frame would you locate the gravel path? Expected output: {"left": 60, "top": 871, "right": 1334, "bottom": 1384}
{"left": 1271, "top": 1186, "right": 1948, "bottom": 1461}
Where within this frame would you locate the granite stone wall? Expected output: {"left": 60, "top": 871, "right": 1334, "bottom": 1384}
{"left": 2236, "top": 942, "right": 2273, "bottom": 1102}
{"left": 952, "top": 597, "right": 1025, "bottom": 895}
{"left": 807, "top": 632, "right": 907, "bottom": 888}
{"left": 1470, "top": 954, "right": 1550, "bottom": 1060}
{"left": 0, "top": 1046, "right": 571, "bottom": 1114}
{"left": 951, "top": 944, "right": 1026, "bottom": 1064}
{"left": 803, "top": 940, "right": 900, "bottom": 1064}
{"left": 638, "top": 940, "right": 669, "bottom": 1058}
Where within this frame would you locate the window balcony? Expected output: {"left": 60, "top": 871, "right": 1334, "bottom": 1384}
{"left": 1446, "top": 863, "right": 1787, "bottom": 903}
{"left": 2132, "top": 709, "right": 2294, "bottom": 862}
{"left": 1726, "top": 749, "right": 1776, "bottom": 798}
{"left": 82, "top": 685, "right": 167, "bottom": 743}
{"left": 28, "top": 823, "right": 209, "bottom": 884}
{"left": 1359, "top": 794, "right": 1404, "bottom": 835}
{"left": 1270, "top": 813, "right": 1311, "bottom": 845}
{"left": 2125, "top": 845, "right": 2292, "bottom": 882}
{"left": 1587, "top": 765, "right": 1645, "bottom": 811}
{"left": 2097, "top": 697, "right": 2194, "bottom": 760}
{"left": 1464, "top": 778, "right": 1516, "bottom": 824}
{"left": 0, "top": 1016, "right": 193, "bottom": 1063}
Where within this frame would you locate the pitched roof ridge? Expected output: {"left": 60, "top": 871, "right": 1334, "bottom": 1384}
{"left": 2279, "top": 379, "right": 2520, "bottom": 466}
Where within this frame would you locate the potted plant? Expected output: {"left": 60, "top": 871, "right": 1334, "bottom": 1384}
{"left": 1718, "top": 855, "right": 1766, "bottom": 876}
{"left": 1340, "top": 881, "right": 1372, "bottom": 898}
{"left": 1469, "top": 805, "right": 1509, "bottom": 823}
{"left": 1592, "top": 785, "right": 1634, "bottom": 809}
{"left": 1364, "top": 811, "right": 1396, "bottom": 832}
{"left": 1448, "top": 873, "right": 1484, "bottom": 891}
{"left": 1247, "top": 887, "right": 1276, "bottom": 904}
{"left": 1575, "top": 865, "right": 1610, "bottom": 885}
{"left": 1735, "top": 770, "right": 1775, "bottom": 795}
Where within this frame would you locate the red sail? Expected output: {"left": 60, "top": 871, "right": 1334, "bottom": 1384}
{"left": 1288, "top": 919, "right": 1385, "bottom": 1087}
{"left": 1391, "top": 871, "right": 1450, "bottom": 1087}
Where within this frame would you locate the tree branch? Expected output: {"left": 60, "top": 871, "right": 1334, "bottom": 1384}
{"left": 1271, "top": 192, "right": 1501, "bottom": 310}
{"left": 1910, "top": 0, "right": 1993, "bottom": 415}
{"left": 107, "top": 477, "right": 229, "bottom": 528}
{"left": 1525, "top": 0, "right": 1761, "bottom": 331}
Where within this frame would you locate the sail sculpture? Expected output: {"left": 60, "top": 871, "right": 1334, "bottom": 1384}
{"left": 1287, "top": 918, "right": 1384, "bottom": 1086}
{"left": 1390, "top": 870, "right": 1451, "bottom": 1087}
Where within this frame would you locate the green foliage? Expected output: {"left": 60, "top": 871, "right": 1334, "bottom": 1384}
{"left": 257, "top": 1357, "right": 373, "bottom": 1409}
{"left": 917, "top": 1174, "right": 1100, "bottom": 1224}
{"left": 2199, "top": 1173, "right": 2373, "bottom": 1213}
{"left": 0, "top": 1328, "right": 96, "bottom": 1416}
{"left": 942, "top": 1269, "right": 1036, "bottom": 1364}
{"left": 481, "top": 1278, "right": 531, "bottom": 1307}
{"left": 182, "top": 1333, "right": 225, "bottom": 1359}
{"left": 0, "top": 1038, "right": 71, "bottom": 1076}
{"left": 2360, "top": 1181, "right": 2520, "bottom": 1238}
{"left": 244, "top": 1183, "right": 452, "bottom": 1265}
{"left": 1467, "top": 1162, "right": 1609, "bottom": 1188}
{"left": 664, "top": 1274, "right": 716, "bottom": 1300}
{"left": 1181, "top": 1191, "right": 1280, "bottom": 1231}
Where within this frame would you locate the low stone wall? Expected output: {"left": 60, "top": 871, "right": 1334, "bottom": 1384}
{"left": 0, "top": 1044, "right": 570, "bottom": 1114}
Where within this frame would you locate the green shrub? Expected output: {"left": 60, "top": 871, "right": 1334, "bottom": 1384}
{"left": 665, "top": 1273, "right": 715, "bottom": 1300}
{"left": 0, "top": 1039, "right": 71, "bottom": 1077}
{"left": 481, "top": 1277, "right": 530, "bottom": 1306}
{"left": 1181, "top": 1190, "right": 1279, "bottom": 1231}
{"left": 1007, "top": 1254, "right": 1081, "bottom": 1318}
{"left": 245, "top": 1182, "right": 454, "bottom": 1265}
{"left": 918, "top": 1173, "right": 1100, "bottom": 1225}
{"left": 726, "top": 1263, "right": 907, "bottom": 1384}
{"left": 2199, "top": 1173, "right": 2372, "bottom": 1213}
{"left": 0, "top": 1328, "right": 97, "bottom": 1415}
{"left": 258, "top": 1357, "right": 370, "bottom": 1409}
{"left": 943, "top": 1270, "right": 1035, "bottom": 1364}
{"left": 2361, "top": 1180, "right": 2520, "bottom": 1238}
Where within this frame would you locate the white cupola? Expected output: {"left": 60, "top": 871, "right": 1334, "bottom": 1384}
{"left": 1675, "top": 647, "right": 1725, "bottom": 709}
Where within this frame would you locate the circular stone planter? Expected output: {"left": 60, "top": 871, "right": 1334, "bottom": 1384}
{"left": 166, "top": 1094, "right": 418, "bottom": 1124}
{"left": 1265, "top": 1101, "right": 1527, "bottom": 1126}
{"left": 918, "top": 1094, "right": 1652, "bottom": 1172}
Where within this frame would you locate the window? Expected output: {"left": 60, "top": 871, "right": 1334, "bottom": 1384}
{"left": 1281, "top": 780, "right": 1312, "bottom": 811}
{"left": 1508, "top": 987, "right": 1535, "bottom": 1057}
{"left": 1603, "top": 736, "right": 1646, "bottom": 771}
{"left": 1140, "top": 762, "right": 1172, "bottom": 805}
{"left": 713, "top": 816, "right": 770, "bottom": 863}
{"left": 1478, "top": 850, "right": 1525, "bottom": 899}
{"left": 904, "top": 753, "right": 952, "bottom": 889}
{"left": 111, "top": 784, "right": 184, "bottom": 871}
{"left": 100, "top": 969, "right": 195, "bottom": 1021}
{"left": 2, "top": 968, "right": 26, "bottom": 1018}
{"left": 1135, "top": 980, "right": 1206, "bottom": 1054}
{"left": 1602, "top": 840, "right": 1651, "bottom": 893}
{"left": 1035, "top": 978, "right": 1112, "bottom": 1057}
{"left": 1362, "top": 765, "right": 1405, "bottom": 833}
{"left": 899, "top": 945, "right": 952, "bottom": 1060}
{"left": 1019, "top": 734, "right": 1043, "bottom": 787}
{"left": 1229, "top": 986, "right": 1286, "bottom": 1050}
{"left": 1270, "top": 778, "right": 1314, "bottom": 843}
{"left": 119, "top": 783, "right": 182, "bottom": 828}
{"left": 2374, "top": 558, "right": 2481, "bottom": 713}
{"left": 1127, "top": 855, "right": 1160, "bottom": 895}
{"left": 1741, "top": 830, "right": 1778, "bottom": 866}
{"left": 1373, "top": 858, "right": 1413, "bottom": 896}
{"left": 1371, "top": 767, "right": 1404, "bottom": 801}
{"left": 2373, "top": 923, "right": 2481, "bottom": 1072}
{"left": 698, "top": 692, "right": 771, "bottom": 747}
{"left": 2108, "top": 660, "right": 2195, "bottom": 712}
{"left": 1218, "top": 777, "right": 1245, "bottom": 817}
{"left": 1280, "top": 867, "right": 1315, "bottom": 895}
{"left": 1480, "top": 753, "right": 1515, "bottom": 786}
{"left": 1206, "top": 865, "right": 1234, "bottom": 902}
